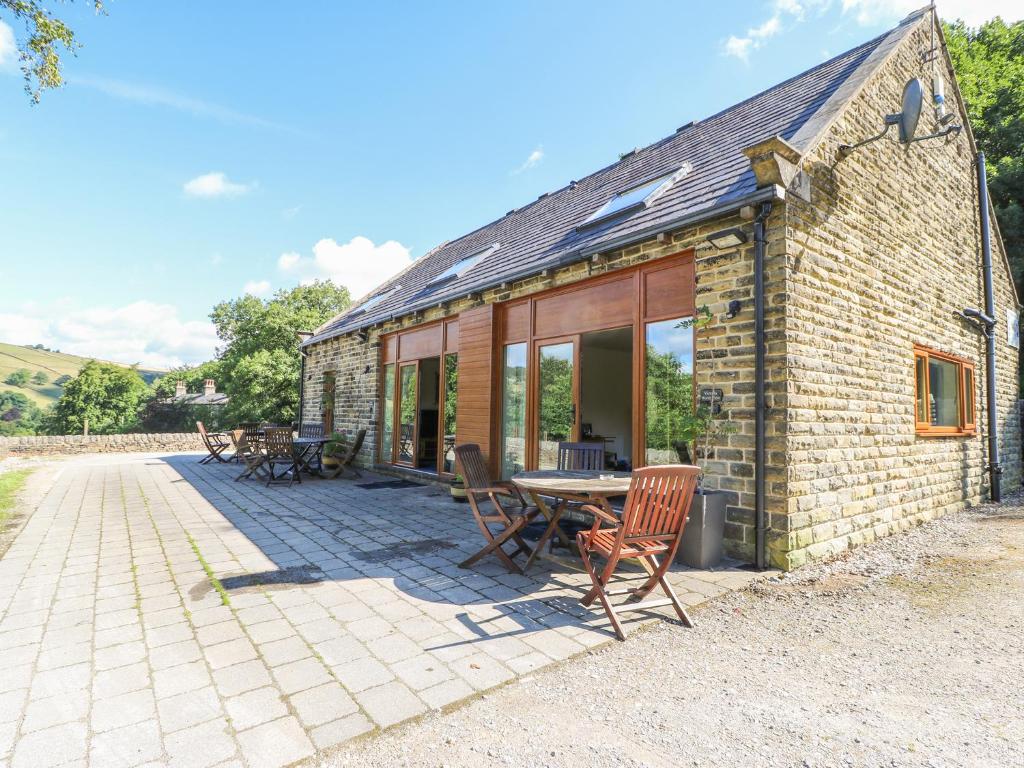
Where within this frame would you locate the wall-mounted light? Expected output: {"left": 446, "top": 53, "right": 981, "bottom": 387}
{"left": 356, "top": 329, "right": 369, "bottom": 342}
{"left": 726, "top": 300, "right": 742, "bottom": 319}
{"left": 706, "top": 227, "right": 748, "bottom": 249}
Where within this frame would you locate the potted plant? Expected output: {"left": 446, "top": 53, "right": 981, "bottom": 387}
{"left": 322, "top": 432, "right": 347, "bottom": 470}
{"left": 449, "top": 475, "right": 468, "bottom": 502}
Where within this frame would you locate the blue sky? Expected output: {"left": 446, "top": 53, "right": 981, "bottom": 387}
{"left": 0, "top": 0, "right": 1018, "bottom": 367}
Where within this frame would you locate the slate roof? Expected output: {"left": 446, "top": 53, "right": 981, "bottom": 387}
{"left": 307, "top": 10, "right": 926, "bottom": 345}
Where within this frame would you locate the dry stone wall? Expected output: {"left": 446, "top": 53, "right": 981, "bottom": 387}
{"left": 0, "top": 433, "right": 204, "bottom": 457}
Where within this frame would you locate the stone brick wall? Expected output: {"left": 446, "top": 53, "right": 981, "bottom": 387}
{"left": 0, "top": 433, "right": 204, "bottom": 457}
{"left": 776, "top": 19, "right": 1022, "bottom": 569}
{"left": 301, "top": 336, "right": 379, "bottom": 469}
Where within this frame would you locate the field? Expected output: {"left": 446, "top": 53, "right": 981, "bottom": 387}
{"left": 0, "top": 342, "right": 165, "bottom": 408}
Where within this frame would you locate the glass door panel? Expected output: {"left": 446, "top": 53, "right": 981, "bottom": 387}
{"left": 380, "top": 364, "right": 395, "bottom": 462}
{"left": 537, "top": 341, "right": 576, "bottom": 470}
{"left": 644, "top": 317, "right": 694, "bottom": 466}
{"left": 501, "top": 344, "right": 528, "bottom": 479}
{"left": 397, "top": 363, "right": 417, "bottom": 465}
{"left": 442, "top": 353, "right": 458, "bottom": 474}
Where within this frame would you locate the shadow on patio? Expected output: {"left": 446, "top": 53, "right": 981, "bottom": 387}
{"left": 161, "top": 455, "right": 759, "bottom": 654}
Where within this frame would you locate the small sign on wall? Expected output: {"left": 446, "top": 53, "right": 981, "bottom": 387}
{"left": 699, "top": 387, "right": 724, "bottom": 415}
{"left": 1008, "top": 309, "right": 1020, "bottom": 349}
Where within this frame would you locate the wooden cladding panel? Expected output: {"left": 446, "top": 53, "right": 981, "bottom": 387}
{"left": 382, "top": 334, "right": 398, "bottom": 363}
{"left": 643, "top": 257, "right": 695, "bottom": 321}
{"left": 397, "top": 323, "right": 443, "bottom": 361}
{"left": 532, "top": 274, "right": 634, "bottom": 339}
{"left": 444, "top": 319, "right": 459, "bottom": 352}
{"left": 501, "top": 301, "right": 529, "bottom": 343}
{"left": 455, "top": 304, "right": 497, "bottom": 464}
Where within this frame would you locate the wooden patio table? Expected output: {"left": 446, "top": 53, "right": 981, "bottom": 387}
{"left": 511, "top": 469, "right": 634, "bottom": 572}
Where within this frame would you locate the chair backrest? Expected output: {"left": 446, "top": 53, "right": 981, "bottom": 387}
{"left": 264, "top": 426, "right": 293, "bottom": 458}
{"left": 229, "top": 429, "right": 255, "bottom": 454}
{"left": 454, "top": 444, "right": 492, "bottom": 490}
{"left": 619, "top": 465, "right": 701, "bottom": 543}
{"left": 557, "top": 441, "right": 604, "bottom": 471}
{"left": 196, "top": 421, "right": 214, "bottom": 448}
{"left": 344, "top": 429, "right": 366, "bottom": 462}
{"left": 299, "top": 423, "right": 324, "bottom": 439}
{"left": 240, "top": 422, "right": 261, "bottom": 441}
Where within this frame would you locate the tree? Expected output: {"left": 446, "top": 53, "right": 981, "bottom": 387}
{"left": 48, "top": 360, "right": 148, "bottom": 435}
{"left": 31, "top": 370, "right": 49, "bottom": 385}
{"left": 0, "top": 390, "right": 45, "bottom": 436}
{"left": 5, "top": 368, "right": 30, "bottom": 387}
{"left": 945, "top": 18, "right": 1024, "bottom": 290}
{"left": 210, "top": 281, "right": 350, "bottom": 424}
{"left": 0, "top": 1, "right": 104, "bottom": 102}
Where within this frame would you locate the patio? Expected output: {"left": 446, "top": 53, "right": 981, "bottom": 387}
{"left": 0, "top": 452, "right": 763, "bottom": 768}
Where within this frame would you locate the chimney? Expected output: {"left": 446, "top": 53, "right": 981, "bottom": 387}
{"left": 175, "top": 380, "right": 187, "bottom": 397}
{"left": 203, "top": 379, "right": 216, "bottom": 397}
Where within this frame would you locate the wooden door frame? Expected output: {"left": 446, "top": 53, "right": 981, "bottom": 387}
{"left": 528, "top": 334, "right": 581, "bottom": 470}
{"left": 438, "top": 352, "right": 457, "bottom": 477}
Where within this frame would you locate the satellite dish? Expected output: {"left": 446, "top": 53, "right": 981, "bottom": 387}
{"left": 889, "top": 78, "right": 924, "bottom": 143}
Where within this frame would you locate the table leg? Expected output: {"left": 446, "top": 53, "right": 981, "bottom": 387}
{"left": 524, "top": 498, "right": 568, "bottom": 571}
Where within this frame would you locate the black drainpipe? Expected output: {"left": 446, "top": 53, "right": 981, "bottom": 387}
{"left": 297, "top": 348, "right": 307, "bottom": 433}
{"left": 977, "top": 152, "right": 1002, "bottom": 501}
{"left": 754, "top": 200, "right": 772, "bottom": 570}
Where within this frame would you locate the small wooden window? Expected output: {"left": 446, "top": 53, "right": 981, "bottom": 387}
{"left": 913, "top": 345, "right": 977, "bottom": 437}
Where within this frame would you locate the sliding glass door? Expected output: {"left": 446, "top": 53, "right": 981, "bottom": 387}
{"left": 535, "top": 339, "right": 578, "bottom": 469}
{"left": 397, "top": 362, "right": 417, "bottom": 465}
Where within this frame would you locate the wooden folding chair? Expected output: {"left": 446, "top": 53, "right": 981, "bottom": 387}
{"left": 576, "top": 464, "right": 700, "bottom": 641}
{"left": 229, "top": 429, "right": 267, "bottom": 481}
{"left": 240, "top": 422, "right": 263, "bottom": 452}
{"left": 557, "top": 441, "right": 605, "bottom": 471}
{"left": 197, "top": 421, "right": 230, "bottom": 464}
{"left": 299, "top": 422, "right": 325, "bottom": 439}
{"left": 326, "top": 429, "right": 365, "bottom": 479}
{"left": 455, "top": 444, "right": 540, "bottom": 575}
{"left": 264, "top": 427, "right": 301, "bottom": 487}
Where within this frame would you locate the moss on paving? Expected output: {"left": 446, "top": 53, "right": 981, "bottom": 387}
{"left": 188, "top": 534, "right": 232, "bottom": 606}
{"left": 0, "top": 469, "right": 33, "bottom": 531}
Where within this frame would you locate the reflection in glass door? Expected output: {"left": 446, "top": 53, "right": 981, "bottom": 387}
{"left": 397, "top": 363, "right": 417, "bottom": 465}
{"left": 380, "top": 364, "right": 395, "bottom": 462}
{"left": 536, "top": 340, "right": 576, "bottom": 469}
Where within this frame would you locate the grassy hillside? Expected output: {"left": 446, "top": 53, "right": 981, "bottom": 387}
{"left": 0, "top": 343, "right": 165, "bottom": 409}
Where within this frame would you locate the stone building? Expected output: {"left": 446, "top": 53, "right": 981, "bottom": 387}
{"left": 299, "top": 8, "right": 1021, "bottom": 570}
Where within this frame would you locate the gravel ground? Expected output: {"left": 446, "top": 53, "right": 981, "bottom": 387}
{"left": 321, "top": 498, "right": 1024, "bottom": 768}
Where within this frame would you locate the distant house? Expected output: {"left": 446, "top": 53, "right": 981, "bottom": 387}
{"left": 170, "top": 379, "right": 229, "bottom": 407}
{"left": 299, "top": 9, "right": 1021, "bottom": 570}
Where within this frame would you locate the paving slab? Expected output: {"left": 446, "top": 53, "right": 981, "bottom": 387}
{"left": 0, "top": 453, "right": 764, "bottom": 765}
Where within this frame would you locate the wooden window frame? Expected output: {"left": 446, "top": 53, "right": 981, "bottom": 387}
{"left": 913, "top": 345, "right": 977, "bottom": 437}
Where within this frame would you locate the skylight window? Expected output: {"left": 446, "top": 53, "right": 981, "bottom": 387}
{"left": 349, "top": 287, "right": 398, "bottom": 316}
{"left": 580, "top": 166, "right": 689, "bottom": 228}
{"left": 427, "top": 243, "right": 499, "bottom": 285}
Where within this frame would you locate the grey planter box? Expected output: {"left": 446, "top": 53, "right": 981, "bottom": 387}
{"left": 677, "top": 489, "right": 727, "bottom": 569}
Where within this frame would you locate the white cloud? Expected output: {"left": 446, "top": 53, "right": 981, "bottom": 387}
{"left": 0, "top": 301, "right": 218, "bottom": 369}
{"left": 277, "top": 236, "right": 413, "bottom": 299}
{"left": 722, "top": 1, "right": 1020, "bottom": 62}
{"left": 511, "top": 146, "right": 544, "bottom": 175}
{"left": 66, "top": 75, "right": 303, "bottom": 133}
{"left": 282, "top": 205, "right": 302, "bottom": 219}
{"left": 842, "top": 0, "right": 1021, "bottom": 26}
{"left": 0, "top": 20, "right": 15, "bottom": 69}
{"left": 242, "top": 280, "right": 272, "bottom": 297}
{"left": 183, "top": 172, "right": 255, "bottom": 198}
{"left": 723, "top": 13, "right": 783, "bottom": 61}
{"left": 724, "top": 35, "right": 755, "bottom": 61}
